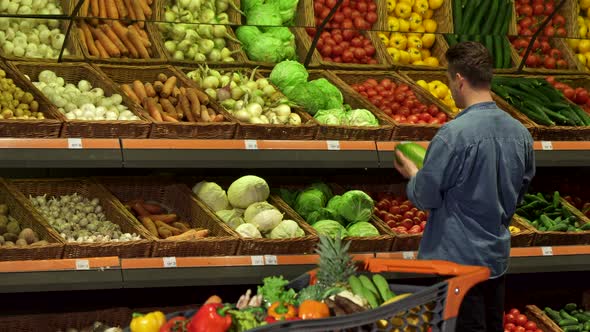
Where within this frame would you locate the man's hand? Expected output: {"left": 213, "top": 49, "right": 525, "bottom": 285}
{"left": 394, "top": 150, "right": 419, "bottom": 179}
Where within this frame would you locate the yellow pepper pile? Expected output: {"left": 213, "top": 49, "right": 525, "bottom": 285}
{"left": 568, "top": 1, "right": 590, "bottom": 68}
{"left": 379, "top": 0, "right": 444, "bottom": 67}
{"left": 509, "top": 226, "right": 521, "bottom": 234}
{"left": 415, "top": 79, "right": 460, "bottom": 113}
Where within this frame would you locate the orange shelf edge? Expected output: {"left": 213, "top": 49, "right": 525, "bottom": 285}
{"left": 0, "top": 256, "right": 119, "bottom": 273}
{"left": 0, "top": 138, "right": 119, "bottom": 149}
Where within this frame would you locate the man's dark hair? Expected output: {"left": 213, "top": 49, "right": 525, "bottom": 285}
{"left": 445, "top": 41, "right": 493, "bottom": 89}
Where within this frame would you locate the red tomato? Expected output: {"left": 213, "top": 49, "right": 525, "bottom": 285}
{"left": 518, "top": 4, "right": 533, "bottom": 16}
{"left": 427, "top": 104, "right": 439, "bottom": 116}
{"left": 403, "top": 211, "right": 414, "bottom": 219}
{"left": 395, "top": 93, "right": 406, "bottom": 103}
{"left": 420, "top": 113, "right": 432, "bottom": 122}
{"left": 515, "top": 314, "right": 528, "bottom": 326}
{"left": 401, "top": 219, "right": 414, "bottom": 230}
{"left": 342, "top": 29, "right": 355, "bottom": 41}
{"left": 376, "top": 200, "right": 390, "bottom": 211}
{"left": 533, "top": 3, "right": 544, "bottom": 15}
{"left": 398, "top": 107, "right": 410, "bottom": 117}
{"left": 543, "top": 25, "right": 555, "bottom": 37}
{"left": 396, "top": 84, "right": 410, "bottom": 93}
{"left": 420, "top": 220, "right": 426, "bottom": 230}
{"left": 525, "top": 54, "right": 539, "bottom": 67}
{"left": 519, "top": 17, "right": 533, "bottom": 30}
{"left": 389, "top": 205, "right": 401, "bottom": 215}
{"left": 556, "top": 27, "right": 567, "bottom": 37}
{"left": 556, "top": 59, "right": 568, "bottom": 69}
{"left": 540, "top": 41, "right": 551, "bottom": 54}
{"left": 575, "top": 89, "right": 589, "bottom": 104}
{"left": 505, "top": 314, "right": 516, "bottom": 324}
{"left": 416, "top": 211, "right": 426, "bottom": 220}
{"left": 408, "top": 225, "right": 422, "bottom": 234}
{"left": 403, "top": 99, "right": 415, "bottom": 109}
{"left": 392, "top": 114, "right": 402, "bottom": 122}
{"left": 353, "top": 17, "right": 366, "bottom": 29}
{"left": 386, "top": 220, "right": 396, "bottom": 228}
{"left": 563, "top": 88, "right": 576, "bottom": 100}
{"left": 412, "top": 217, "right": 421, "bottom": 224}
{"left": 429, "top": 118, "right": 440, "bottom": 125}
{"left": 543, "top": 56, "right": 556, "bottom": 69}
{"left": 554, "top": 82, "right": 567, "bottom": 90}
{"left": 505, "top": 323, "right": 516, "bottom": 331}
{"left": 552, "top": 14, "right": 565, "bottom": 28}
{"left": 546, "top": 76, "right": 556, "bottom": 85}
{"left": 399, "top": 204, "right": 410, "bottom": 213}
{"left": 365, "top": 45, "right": 376, "bottom": 57}
{"left": 514, "top": 328, "right": 525, "bottom": 332}
{"left": 436, "top": 112, "right": 448, "bottom": 122}
{"left": 391, "top": 102, "right": 401, "bottom": 110}
{"left": 366, "top": 12, "right": 378, "bottom": 25}
{"left": 544, "top": 2, "right": 555, "bottom": 15}
{"left": 407, "top": 114, "right": 419, "bottom": 123}
{"left": 524, "top": 321, "right": 537, "bottom": 330}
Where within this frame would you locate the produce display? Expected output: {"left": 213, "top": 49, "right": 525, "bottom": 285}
{"left": 448, "top": 0, "right": 513, "bottom": 68}
{"left": 545, "top": 76, "right": 590, "bottom": 115}
{"left": 270, "top": 60, "right": 380, "bottom": 126}
{"left": 30, "top": 70, "right": 140, "bottom": 121}
{"left": 78, "top": 0, "right": 155, "bottom": 59}
{"left": 118, "top": 72, "right": 223, "bottom": 123}
{"left": 278, "top": 183, "right": 380, "bottom": 238}
{"left": 56, "top": 322, "right": 122, "bottom": 332}
{"left": 193, "top": 176, "right": 305, "bottom": 239}
{"left": 415, "top": 79, "right": 460, "bottom": 113}
{"left": 0, "top": 0, "right": 69, "bottom": 59}
{"left": 380, "top": 0, "right": 443, "bottom": 67}
{"left": 160, "top": 0, "right": 238, "bottom": 62}
{"left": 372, "top": 193, "right": 427, "bottom": 235}
{"left": 569, "top": 0, "right": 590, "bottom": 69}
{"left": 307, "top": 0, "right": 379, "bottom": 64}
{"left": 125, "top": 199, "right": 210, "bottom": 240}
{"left": 0, "top": 204, "right": 47, "bottom": 247}
{"left": 503, "top": 308, "right": 543, "bottom": 332}
{"left": 185, "top": 66, "right": 301, "bottom": 125}
{"left": 0, "top": 69, "right": 42, "bottom": 120}
{"left": 492, "top": 76, "right": 590, "bottom": 126}
{"left": 564, "top": 194, "right": 590, "bottom": 218}
{"left": 544, "top": 303, "right": 590, "bottom": 331}
{"left": 29, "top": 193, "right": 142, "bottom": 243}
{"left": 516, "top": 191, "right": 590, "bottom": 232}
{"left": 236, "top": 0, "right": 299, "bottom": 63}
{"left": 350, "top": 78, "right": 448, "bottom": 125}
{"left": 512, "top": 0, "right": 569, "bottom": 69}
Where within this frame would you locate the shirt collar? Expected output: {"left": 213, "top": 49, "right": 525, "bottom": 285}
{"left": 455, "top": 101, "right": 497, "bottom": 119}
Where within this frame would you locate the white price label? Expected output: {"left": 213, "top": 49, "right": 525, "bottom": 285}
{"left": 402, "top": 251, "right": 415, "bottom": 260}
{"left": 264, "top": 255, "right": 278, "bottom": 265}
{"left": 163, "top": 257, "right": 177, "bottom": 268}
{"left": 541, "top": 246, "right": 553, "bottom": 256}
{"left": 327, "top": 140, "right": 340, "bottom": 150}
{"left": 75, "top": 259, "right": 90, "bottom": 270}
{"left": 68, "top": 138, "right": 83, "bottom": 149}
{"left": 244, "top": 140, "right": 258, "bottom": 150}
{"left": 251, "top": 255, "right": 264, "bottom": 266}
{"left": 541, "top": 141, "right": 553, "bottom": 150}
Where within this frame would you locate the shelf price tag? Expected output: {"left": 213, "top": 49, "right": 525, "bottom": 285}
{"left": 327, "top": 140, "right": 340, "bottom": 150}
{"left": 541, "top": 141, "right": 553, "bottom": 151}
{"left": 75, "top": 259, "right": 90, "bottom": 270}
{"left": 402, "top": 251, "right": 415, "bottom": 260}
{"left": 68, "top": 138, "right": 83, "bottom": 149}
{"left": 251, "top": 255, "right": 264, "bottom": 266}
{"left": 163, "top": 257, "right": 177, "bottom": 268}
{"left": 541, "top": 246, "right": 553, "bottom": 256}
{"left": 244, "top": 140, "right": 258, "bottom": 150}
{"left": 264, "top": 255, "right": 278, "bottom": 265}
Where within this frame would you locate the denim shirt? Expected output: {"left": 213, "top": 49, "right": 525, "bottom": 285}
{"left": 407, "top": 101, "right": 535, "bottom": 278}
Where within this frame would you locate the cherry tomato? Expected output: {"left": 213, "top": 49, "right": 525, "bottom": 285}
{"left": 524, "top": 321, "right": 537, "bottom": 330}
{"left": 515, "top": 314, "right": 528, "bottom": 326}
{"left": 505, "top": 323, "right": 516, "bottom": 331}
{"left": 533, "top": 3, "right": 544, "bottom": 15}
{"left": 518, "top": 4, "right": 532, "bottom": 16}
{"left": 563, "top": 87, "right": 576, "bottom": 100}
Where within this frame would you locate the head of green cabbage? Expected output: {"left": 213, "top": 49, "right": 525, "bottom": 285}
{"left": 268, "top": 219, "right": 304, "bottom": 239}
{"left": 337, "top": 190, "right": 375, "bottom": 224}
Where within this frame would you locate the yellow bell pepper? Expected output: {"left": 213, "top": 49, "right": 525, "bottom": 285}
{"left": 377, "top": 33, "right": 389, "bottom": 46}
{"left": 130, "top": 311, "right": 166, "bottom": 332}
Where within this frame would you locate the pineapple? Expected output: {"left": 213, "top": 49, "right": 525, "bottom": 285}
{"left": 315, "top": 234, "right": 357, "bottom": 289}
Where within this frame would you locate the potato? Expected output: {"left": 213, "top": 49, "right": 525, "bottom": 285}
{"left": 0, "top": 235, "right": 4, "bottom": 245}
{"left": 0, "top": 204, "right": 7, "bottom": 215}
{"left": 15, "top": 239, "right": 27, "bottom": 246}
{"left": 6, "top": 220, "right": 20, "bottom": 235}
{"left": 0, "top": 215, "right": 7, "bottom": 234}
{"left": 19, "top": 228, "right": 37, "bottom": 244}
{"left": 3, "top": 241, "right": 14, "bottom": 247}
{"left": 3, "top": 232, "right": 17, "bottom": 242}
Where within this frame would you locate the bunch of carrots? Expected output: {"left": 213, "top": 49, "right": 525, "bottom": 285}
{"left": 78, "top": 0, "right": 154, "bottom": 59}
{"left": 125, "top": 199, "right": 210, "bottom": 241}
{"left": 120, "top": 73, "right": 225, "bottom": 123}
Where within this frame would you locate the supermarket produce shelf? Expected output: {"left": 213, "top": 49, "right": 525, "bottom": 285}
{"left": 0, "top": 248, "right": 588, "bottom": 293}
{"left": 0, "top": 139, "right": 588, "bottom": 168}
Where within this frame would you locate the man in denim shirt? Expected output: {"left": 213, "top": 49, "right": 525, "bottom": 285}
{"left": 394, "top": 42, "right": 535, "bottom": 331}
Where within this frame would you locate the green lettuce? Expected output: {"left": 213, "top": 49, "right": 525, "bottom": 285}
{"left": 270, "top": 60, "right": 309, "bottom": 93}
{"left": 308, "top": 78, "right": 343, "bottom": 109}
{"left": 347, "top": 109, "right": 379, "bottom": 127}
{"left": 307, "top": 208, "right": 343, "bottom": 225}
{"left": 314, "top": 108, "right": 348, "bottom": 125}
{"left": 294, "top": 188, "right": 327, "bottom": 219}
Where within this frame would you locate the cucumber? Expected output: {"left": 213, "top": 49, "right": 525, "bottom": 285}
{"left": 348, "top": 276, "right": 365, "bottom": 298}
{"left": 360, "top": 287, "right": 379, "bottom": 309}
{"left": 395, "top": 142, "right": 426, "bottom": 169}
{"left": 548, "top": 223, "right": 568, "bottom": 232}
{"left": 562, "top": 310, "right": 580, "bottom": 323}
{"left": 481, "top": 0, "right": 500, "bottom": 35}
{"left": 561, "top": 319, "right": 581, "bottom": 327}
{"left": 372, "top": 274, "right": 395, "bottom": 302}
{"left": 540, "top": 215, "right": 555, "bottom": 229}
{"left": 460, "top": 0, "right": 481, "bottom": 34}
{"left": 584, "top": 321, "right": 590, "bottom": 330}
{"left": 580, "top": 223, "right": 590, "bottom": 230}
{"left": 563, "top": 324, "right": 583, "bottom": 332}
{"left": 358, "top": 275, "right": 382, "bottom": 303}
{"left": 574, "top": 313, "right": 590, "bottom": 323}
{"left": 553, "top": 191, "right": 561, "bottom": 208}
{"left": 453, "top": 0, "right": 463, "bottom": 35}
{"left": 491, "top": 36, "right": 502, "bottom": 69}
{"left": 546, "top": 307, "right": 563, "bottom": 321}
{"left": 571, "top": 106, "right": 590, "bottom": 126}
{"left": 502, "top": 38, "right": 512, "bottom": 68}
{"left": 467, "top": 0, "right": 492, "bottom": 35}
{"left": 492, "top": 0, "right": 510, "bottom": 35}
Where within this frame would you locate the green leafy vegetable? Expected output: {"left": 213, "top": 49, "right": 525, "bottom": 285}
{"left": 257, "top": 276, "right": 297, "bottom": 306}
{"left": 327, "top": 195, "right": 343, "bottom": 211}
{"left": 228, "top": 308, "right": 267, "bottom": 331}
{"left": 307, "top": 208, "right": 343, "bottom": 225}
{"left": 347, "top": 109, "right": 379, "bottom": 127}
{"left": 245, "top": 3, "right": 283, "bottom": 26}
{"left": 294, "top": 188, "right": 328, "bottom": 219}
{"left": 337, "top": 190, "right": 375, "bottom": 224}
{"left": 312, "top": 220, "right": 348, "bottom": 238}
{"left": 269, "top": 60, "right": 309, "bottom": 95}
{"left": 310, "top": 182, "right": 334, "bottom": 200}
{"left": 308, "top": 78, "right": 343, "bottom": 110}
{"left": 276, "top": 188, "right": 300, "bottom": 206}
{"left": 268, "top": 219, "right": 305, "bottom": 238}
{"left": 347, "top": 221, "right": 380, "bottom": 237}
{"left": 314, "top": 108, "right": 348, "bottom": 125}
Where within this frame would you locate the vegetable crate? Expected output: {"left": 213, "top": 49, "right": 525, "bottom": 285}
{"left": 524, "top": 305, "right": 571, "bottom": 332}
{"left": 9, "top": 61, "right": 153, "bottom": 138}
{"left": 0, "top": 307, "right": 132, "bottom": 331}
{"left": 511, "top": 38, "right": 581, "bottom": 75}
{"left": 9, "top": 178, "right": 154, "bottom": 258}
{"left": 95, "top": 64, "right": 238, "bottom": 139}
{"left": 97, "top": 177, "right": 241, "bottom": 257}
{"left": 0, "top": 61, "right": 63, "bottom": 138}
{"left": 330, "top": 70, "right": 453, "bottom": 141}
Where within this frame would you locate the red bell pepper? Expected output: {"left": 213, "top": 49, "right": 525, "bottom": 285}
{"left": 159, "top": 316, "right": 188, "bottom": 332}
{"left": 187, "top": 303, "right": 232, "bottom": 332}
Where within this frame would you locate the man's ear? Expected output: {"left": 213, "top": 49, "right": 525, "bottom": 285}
{"left": 456, "top": 73, "right": 464, "bottom": 88}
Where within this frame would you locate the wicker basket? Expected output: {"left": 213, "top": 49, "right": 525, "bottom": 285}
{"left": 303, "top": 70, "right": 394, "bottom": 141}
{"left": 511, "top": 215, "right": 536, "bottom": 248}
{"left": 9, "top": 178, "right": 154, "bottom": 258}
{"left": 179, "top": 67, "right": 318, "bottom": 140}
{"left": 72, "top": 0, "right": 166, "bottom": 64}
{"left": 329, "top": 70, "right": 453, "bottom": 141}
{"left": 95, "top": 64, "right": 238, "bottom": 139}
{"left": 46, "top": 307, "right": 131, "bottom": 331}
{"left": 524, "top": 305, "right": 565, "bottom": 332}
{"left": 527, "top": 198, "right": 590, "bottom": 246}
{"left": 0, "top": 62, "right": 63, "bottom": 138}
{"left": 300, "top": 0, "right": 387, "bottom": 32}
{"left": 0, "top": 179, "right": 64, "bottom": 261}
{"left": 0, "top": 0, "right": 84, "bottom": 62}
{"left": 10, "top": 61, "right": 152, "bottom": 138}
{"left": 97, "top": 177, "right": 240, "bottom": 257}
{"left": 510, "top": 0, "right": 579, "bottom": 39}
{"left": 512, "top": 38, "right": 581, "bottom": 74}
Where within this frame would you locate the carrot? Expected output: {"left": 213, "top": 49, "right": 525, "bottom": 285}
{"left": 157, "top": 73, "right": 168, "bottom": 83}
{"left": 132, "top": 80, "right": 147, "bottom": 101}
{"left": 161, "top": 76, "right": 177, "bottom": 98}
{"left": 166, "top": 229, "right": 209, "bottom": 241}
{"left": 153, "top": 81, "right": 164, "bottom": 94}
{"left": 128, "top": 25, "right": 151, "bottom": 48}
{"left": 138, "top": 0, "right": 152, "bottom": 17}
{"left": 121, "top": 84, "right": 140, "bottom": 104}
{"left": 100, "top": 24, "right": 128, "bottom": 55}
{"left": 179, "top": 86, "right": 186, "bottom": 95}
{"left": 126, "top": 28, "right": 150, "bottom": 59}
{"left": 80, "top": 22, "right": 100, "bottom": 56}
{"left": 158, "top": 227, "right": 173, "bottom": 239}
{"left": 180, "top": 94, "right": 194, "bottom": 122}
{"left": 98, "top": 0, "right": 107, "bottom": 17}
{"left": 136, "top": 25, "right": 149, "bottom": 41}
{"left": 114, "top": 0, "right": 127, "bottom": 17}
{"left": 145, "top": 97, "right": 163, "bottom": 121}
{"left": 213, "top": 114, "right": 225, "bottom": 122}
{"left": 142, "top": 202, "right": 164, "bottom": 214}
{"left": 207, "top": 108, "right": 216, "bottom": 118}
{"left": 91, "top": 0, "right": 100, "bottom": 16}
{"left": 186, "top": 88, "right": 201, "bottom": 118}
{"left": 172, "top": 86, "right": 181, "bottom": 98}
{"left": 160, "top": 98, "right": 177, "bottom": 118}
{"left": 149, "top": 214, "right": 178, "bottom": 223}
{"left": 168, "top": 96, "right": 178, "bottom": 106}
{"left": 91, "top": 26, "right": 121, "bottom": 57}
{"left": 94, "top": 40, "right": 110, "bottom": 58}
{"left": 201, "top": 105, "right": 212, "bottom": 122}
{"left": 162, "top": 114, "right": 180, "bottom": 122}
{"left": 140, "top": 217, "right": 158, "bottom": 237}
{"left": 133, "top": 202, "right": 151, "bottom": 217}
{"left": 172, "top": 222, "right": 190, "bottom": 232}
{"left": 105, "top": 0, "right": 119, "bottom": 19}
{"left": 194, "top": 88, "right": 210, "bottom": 105}
{"left": 155, "top": 220, "right": 182, "bottom": 235}
{"left": 142, "top": 83, "right": 155, "bottom": 98}
{"left": 123, "top": 0, "right": 135, "bottom": 20}
{"left": 111, "top": 21, "right": 138, "bottom": 58}
{"left": 80, "top": 0, "right": 90, "bottom": 17}
{"left": 132, "top": 0, "right": 145, "bottom": 28}
{"left": 175, "top": 100, "right": 184, "bottom": 120}
{"left": 204, "top": 295, "right": 222, "bottom": 304}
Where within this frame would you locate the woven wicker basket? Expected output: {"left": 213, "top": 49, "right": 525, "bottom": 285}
{"left": 510, "top": 215, "right": 536, "bottom": 248}
{"left": 179, "top": 67, "right": 318, "bottom": 140}
{"left": 0, "top": 179, "right": 64, "bottom": 261}
{"left": 299, "top": 0, "right": 387, "bottom": 32}
{"left": 10, "top": 61, "right": 152, "bottom": 138}
{"left": 525, "top": 198, "right": 590, "bottom": 246}
{"left": 97, "top": 176, "right": 240, "bottom": 257}
{"left": 95, "top": 64, "right": 238, "bottom": 139}
{"left": 9, "top": 178, "right": 154, "bottom": 258}
{"left": 46, "top": 307, "right": 131, "bottom": 331}
{"left": 513, "top": 38, "right": 581, "bottom": 74}
{"left": 525, "top": 305, "right": 565, "bottom": 332}
{"left": 72, "top": 0, "right": 166, "bottom": 64}
{"left": 510, "top": 0, "right": 579, "bottom": 39}
{"left": 0, "top": 62, "right": 63, "bottom": 138}
{"left": 329, "top": 70, "right": 453, "bottom": 141}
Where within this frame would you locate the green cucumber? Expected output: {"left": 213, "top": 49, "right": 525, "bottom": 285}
{"left": 562, "top": 310, "right": 580, "bottom": 322}
{"left": 348, "top": 275, "right": 365, "bottom": 298}
{"left": 460, "top": 0, "right": 481, "bottom": 34}
{"left": 360, "top": 287, "right": 379, "bottom": 309}
{"left": 553, "top": 191, "right": 561, "bottom": 208}
{"left": 548, "top": 223, "right": 568, "bottom": 232}
{"left": 563, "top": 324, "right": 583, "bottom": 331}
{"left": 540, "top": 215, "right": 555, "bottom": 228}
{"left": 358, "top": 275, "right": 381, "bottom": 302}
{"left": 561, "top": 319, "right": 581, "bottom": 327}
{"left": 481, "top": 0, "right": 500, "bottom": 35}
{"left": 467, "top": 0, "right": 492, "bottom": 35}
{"left": 580, "top": 223, "right": 590, "bottom": 230}
{"left": 372, "top": 274, "right": 395, "bottom": 302}
{"left": 492, "top": 0, "right": 510, "bottom": 35}
{"left": 453, "top": 0, "right": 463, "bottom": 35}
{"left": 573, "top": 313, "right": 590, "bottom": 323}
{"left": 546, "top": 307, "right": 562, "bottom": 321}
{"left": 502, "top": 38, "right": 512, "bottom": 68}
{"left": 571, "top": 106, "right": 590, "bottom": 126}
{"left": 491, "top": 36, "right": 502, "bottom": 69}
{"left": 395, "top": 142, "right": 426, "bottom": 169}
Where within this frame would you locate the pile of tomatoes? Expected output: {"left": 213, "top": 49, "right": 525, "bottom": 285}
{"left": 546, "top": 76, "right": 590, "bottom": 114}
{"left": 373, "top": 193, "right": 427, "bottom": 235}
{"left": 512, "top": 0, "right": 569, "bottom": 69}
{"left": 308, "top": 0, "right": 379, "bottom": 64}
{"left": 504, "top": 308, "right": 543, "bottom": 332}
{"left": 350, "top": 78, "right": 448, "bottom": 125}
